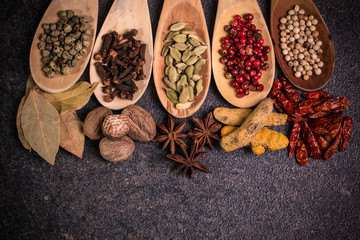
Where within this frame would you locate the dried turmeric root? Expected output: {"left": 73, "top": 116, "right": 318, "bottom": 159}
{"left": 221, "top": 126, "right": 289, "bottom": 155}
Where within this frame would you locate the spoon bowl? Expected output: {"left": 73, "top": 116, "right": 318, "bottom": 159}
{"left": 153, "top": 0, "right": 211, "bottom": 118}
{"left": 270, "top": 0, "right": 335, "bottom": 91}
{"left": 29, "top": 0, "right": 98, "bottom": 93}
{"left": 89, "top": 0, "right": 153, "bottom": 110}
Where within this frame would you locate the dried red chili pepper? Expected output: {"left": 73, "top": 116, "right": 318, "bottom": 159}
{"left": 308, "top": 112, "right": 343, "bottom": 140}
{"left": 307, "top": 111, "right": 328, "bottom": 119}
{"left": 277, "top": 92, "right": 298, "bottom": 116}
{"left": 301, "top": 121, "right": 321, "bottom": 159}
{"left": 294, "top": 105, "right": 315, "bottom": 117}
{"left": 313, "top": 133, "right": 328, "bottom": 150}
{"left": 278, "top": 73, "right": 300, "bottom": 103}
{"left": 269, "top": 78, "right": 282, "bottom": 98}
{"left": 302, "top": 90, "right": 330, "bottom": 99}
{"left": 339, "top": 116, "right": 353, "bottom": 151}
{"left": 299, "top": 98, "right": 326, "bottom": 107}
{"left": 323, "top": 128, "right": 343, "bottom": 160}
{"left": 272, "top": 98, "right": 284, "bottom": 113}
{"left": 296, "top": 140, "right": 308, "bottom": 166}
{"left": 314, "top": 96, "right": 349, "bottom": 113}
{"left": 289, "top": 121, "right": 301, "bottom": 157}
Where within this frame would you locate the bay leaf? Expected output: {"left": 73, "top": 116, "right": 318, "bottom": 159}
{"left": 43, "top": 81, "right": 99, "bottom": 115}
{"left": 16, "top": 96, "right": 31, "bottom": 150}
{"left": 25, "top": 75, "right": 37, "bottom": 96}
{"left": 21, "top": 89, "right": 60, "bottom": 165}
{"left": 59, "top": 111, "right": 84, "bottom": 158}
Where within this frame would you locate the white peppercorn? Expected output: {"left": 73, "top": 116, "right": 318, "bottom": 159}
{"left": 293, "top": 27, "right": 300, "bottom": 34}
{"left": 293, "top": 60, "right": 299, "bottom": 66}
{"left": 280, "top": 43, "right": 287, "bottom": 49}
{"left": 313, "top": 45, "right": 320, "bottom": 51}
{"left": 295, "top": 71, "right": 301, "bottom": 77}
{"left": 311, "top": 53, "right": 318, "bottom": 60}
{"left": 309, "top": 15, "right": 314, "bottom": 20}
{"left": 288, "top": 61, "right": 294, "bottom": 67}
{"left": 313, "top": 64, "right": 319, "bottom": 69}
{"left": 314, "top": 68, "right": 321, "bottom": 75}
{"left": 312, "top": 19, "right": 318, "bottom": 25}
{"left": 298, "top": 53, "right": 304, "bottom": 60}
{"left": 284, "top": 55, "right": 291, "bottom": 61}
{"left": 312, "top": 31, "right": 319, "bottom": 37}
{"left": 280, "top": 17, "right": 287, "bottom": 24}
{"left": 288, "top": 9, "right": 295, "bottom": 15}
{"left": 294, "top": 33, "right": 300, "bottom": 39}
{"left": 307, "top": 70, "right": 313, "bottom": 76}
{"left": 280, "top": 31, "right": 287, "bottom": 37}
{"left": 294, "top": 5, "right": 300, "bottom": 12}
{"left": 297, "top": 65, "right": 304, "bottom": 72}
{"left": 293, "top": 21, "right": 299, "bottom": 27}
{"left": 287, "top": 25, "right": 294, "bottom": 30}
{"left": 306, "top": 20, "right": 312, "bottom": 27}
{"left": 280, "top": 37, "right": 286, "bottom": 43}
{"left": 316, "top": 40, "right": 323, "bottom": 46}
{"left": 310, "top": 25, "right": 316, "bottom": 31}
{"left": 318, "top": 61, "right": 324, "bottom": 68}
{"left": 303, "top": 75, "right": 309, "bottom": 80}
{"left": 279, "top": 24, "right": 286, "bottom": 30}
{"left": 299, "top": 9, "right": 305, "bottom": 15}
{"left": 282, "top": 49, "right": 289, "bottom": 55}
{"left": 292, "top": 15, "right": 298, "bottom": 21}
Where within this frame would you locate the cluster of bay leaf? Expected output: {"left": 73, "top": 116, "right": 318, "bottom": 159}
{"left": 16, "top": 76, "right": 98, "bottom": 165}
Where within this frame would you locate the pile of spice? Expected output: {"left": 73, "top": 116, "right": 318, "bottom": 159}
{"left": 269, "top": 73, "right": 353, "bottom": 165}
{"left": 220, "top": 13, "right": 271, "bottom": 98}
{"left": 278, "top": 5, "right": 323, "bottom": 80}
{"left": 93, "top": 29, "right": 147, "bottom": 102}
{"left": 161, "top": 22, "right": 207, "bottom": 110}
{"left": 153, "top": 112, "right": 221, "bottom": 178}
{"left": 39, "top": 10, "right": 91, "bottom": 78}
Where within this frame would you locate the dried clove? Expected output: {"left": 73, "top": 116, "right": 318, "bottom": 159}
{"left": 93, "top": 29, "right": 146, "bottom": 101}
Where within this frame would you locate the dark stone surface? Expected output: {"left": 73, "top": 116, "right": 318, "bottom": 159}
{"left": 1, "top": 0, "right": 359, "bottom": 239}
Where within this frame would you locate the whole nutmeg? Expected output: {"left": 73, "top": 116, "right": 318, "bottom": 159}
{"left": 84, "top": 107, "right": 112, "bottom": 140}
{"left": 122, "top": 105, "right": 156, "bottom": 142}
{"left": 102, "top": 114, "right": 131, "bottom": 139}
{"left": 99, "top": 136, "right": 134, "bottom": 162}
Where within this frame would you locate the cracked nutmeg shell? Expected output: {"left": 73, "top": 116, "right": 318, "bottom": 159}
{"left": 99, "top": 136, "right": 134, "bottom": 162}
{"left": 84, "top": 107, "right": 113, "bottom": 140}
{"left": 102, "top": 114, "right": 131, "bottom": 139}
{"left": 122, "top": 105, "right": 156, "bottom": 142}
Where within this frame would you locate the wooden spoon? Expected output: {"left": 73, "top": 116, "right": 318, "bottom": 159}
{"left": 89, "top": 0, "right": 153, "bottom": 110}
{"left": 29, "top": 0, "right": 98, "bottom": 93}
{"left": 270, "top": 0, "right": 335, "bottom": 91}
{"left": 212, "top": 0, "right": 275, "bottom": 108}
{"left": 153, "top": 0, "right": 211, "bottom": 118}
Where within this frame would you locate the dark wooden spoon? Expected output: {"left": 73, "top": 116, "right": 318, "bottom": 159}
{"left": 271, "top": 0, "right": 335, "bottom": 91}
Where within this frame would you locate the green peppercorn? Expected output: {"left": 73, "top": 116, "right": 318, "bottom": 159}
{"left": 46, "top": 36, "right": 52, "bottom": 43}
{"left": 80, "top": 34, "right": 88, "bottom": 41}
{"left": 64, "top": 44, "right": 72, "bottom": 51}
{"left": 52, "top": 46, "right": 60, "bottom": 53}
{"left": 50, "top": 36, "right": 58, "bottom": 43}
{"left": 74, "top": 53, "right": 82, "bottom": 60}
{"left": 82, "top": 40, "right": 90, "bottom": 48}
{"left": 46, "top": 70, "right": 55, "bottom": 78}
{"left": 80, "top": 17, "right": 87, "bottom": 23}
{"left": 71, "top": 35, "right": 78, "bottom": 42}
{"left": 62, "top": 51, "right": 70, "bottom": 59}
{"left": 61, "top": 66, "right": 71, "bottom": 75}
{"left": 79, "top": 48, "right": 87, "bottom": 56}
{"left": 71, "top": 59, "right": 78, "bottom": 67}
{"left": 64, "top": 36, "right": 72, "bottom": 44}
{"left": 67, "top": 10, "right": 74, "bottom": 18}
{"left": 53, "top": 41, "right": 60, "bottom": 47}
{"left": 73, "top": 24, "right": 80, "bottom": 31}
{"left": 45, "top": 44, "right": 53, "bottom": 51}
{"left": 79, "top": 24, "right": 87, "bottom": 32}
{"left": 49, "top": 61, "right": 57, "bottom": 69}
{"left": 39, "top": 33, "right": 47, "bottom": 41}
{"left": 50, "top": 30, "right": 60, "bottom": 37}
{"left": 63, "top": 24, "right": 72, "bottom": 33}
{"left": 42, "top": 50, "right": 50, "bottom": 57}
{"left": 59, "top": 17, "right": 67, "bottom": 25}
{"left": 69, "top": 48, "right": 77, "bottom": 56}
{"left": 74, "top": 42, "right": 83, "bottom": 51}
{"left": 42, "top": 66, "right": 51, "bottom": 73}
{"left": 74, "top": 31, "right": 81, "bottom": 39}
{"left": 44, "top": 28, "right": 51, "bottom": 34}
{"left": 42, "top": 56, "right": 51, "bottom": 64}
{"left": 42, "top": 23, "right": 50, "bottom": 30}
{"left": 52, "top": 55, "right": 58, "bottom": 62}
{"left": 84, "top": 29, "right": 91, "bottom": 35}
{"left": 56, "top": 23, "right": 63, "bottom": 30}
{"left": 38, "top": 42, "right": 46, "bottom": 50}
{"left": 54, "top": 66, "right": 61, "bottom": 74}
{"left": 58, "top": 10, "right": 67, "bottom": 18}
{"left": 50, "top": 24, "right": 57, "bottom": 31}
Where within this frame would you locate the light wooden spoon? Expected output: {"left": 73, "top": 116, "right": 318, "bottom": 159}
{"left": 89, "top": 0, "right": 153, "bottom": 110}
{"left": 29, "top": 0, "right": 98, "bottom": 93}
{"left": 270, "top": 0, "right": 335, "bottom": 91}
{"left": 153, "top": 0, "right": 211, "bottom": 118}
{"left": 212, "top": 0, "right": 275, "bottom": 108}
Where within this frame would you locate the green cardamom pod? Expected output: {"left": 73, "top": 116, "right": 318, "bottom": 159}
{"left": 181, "top": 47, "right": 192, "bottom": 62}
{"left": 161, "top": 42, "right": 171, "bottom": 56}
{"left": 188, "top": 79, "right": 195, "bottom": 88}
{"left": 166, "top": 88, "right": 179, "bottom": 104}
{"left": 188, "top": 33, "right": 205, "bottom": 45}
{"left": 173, "top": 43, "right": 188, "bottom": 51}
{"left": 186, "top": 56, "right": 198, "bottom": 65}
{"left": 195, "top": 79, "right": 203, "bottom": 96}
{"left": 180, "top": 28, "right": 194, "bottom": 35}
{"left": 192, "top": 74, "right": 201, "bottom": 81}
{"left": 165, "top": 55, "right": 173, "bottom": 66}
{"left": 168, "top": 65, "right": 178, "bottom": 82}
{"left": 194, "top": 58, "right": 206, "bottom": 74}
{"left": 176, "top": 75, "right": 188, "bottom": 93}
{"left": 179, "top": 87, "right": 189, "bottom": 103}
{"left": 185, "top": 65, "right": 194, "bottom": 79}
{"left": 163, "top": 77, "right": 176, "bottom": 91}
{"left": 169, "top": 22, "right": 188, "bottom": 32}
{"left": 192, "top": 45, "right": 208, "bottom": 56}
{"left": 188, "top": 85, "right": 194, "bottom": 102}
{"left": 175, "top": 102, "right": 193, "bottom": 110}
{"left": 173, "top": 34, "right": 187, "bottom": 43}
{"left": 164, "top": 31, "right": 179, "bottom": 42}
{"left": 189, "top": 38, "right": 201, "bottom": 47}
{"left": 175, "top": 62, "right": 187, "bottom": 71}
{"left": 169, "top": 47, "right": 181, "bottom": 62}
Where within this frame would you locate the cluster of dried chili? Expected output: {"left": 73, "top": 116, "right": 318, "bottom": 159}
{"left": 93, "top": 29, "right": 147, "bottom": 102}
{"left": 269, "top": 73, "right": 353, "bottom": 165}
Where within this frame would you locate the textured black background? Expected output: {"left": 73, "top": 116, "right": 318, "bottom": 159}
{"left": 1, "top": 0, "right": 360, "bottom": 239}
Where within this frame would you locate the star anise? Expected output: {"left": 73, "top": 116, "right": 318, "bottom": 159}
{"left": 188, "top": 112, "right": 222, "bottom": 150}
{"left": 153, "top": 115, "right": 187, "bottom": 155}
{"left": 166, "top": 139, "right": 211, "bottom": 178}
